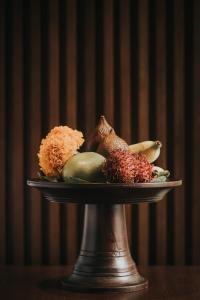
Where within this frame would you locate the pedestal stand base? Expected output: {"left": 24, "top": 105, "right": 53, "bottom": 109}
{"left": 61, "top": 273, "right": 148, "bottom": 293}
{"left": 61, "top": 204, "right": 148, "bottom": 293}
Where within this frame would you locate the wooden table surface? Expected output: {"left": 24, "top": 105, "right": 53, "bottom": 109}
{"left": 0, "top": 266, "right": 200, "bottom": 299}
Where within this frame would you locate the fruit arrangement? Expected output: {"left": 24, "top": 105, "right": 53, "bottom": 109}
{"left": 37, "top": 116, "right": 170, "bottom": 183}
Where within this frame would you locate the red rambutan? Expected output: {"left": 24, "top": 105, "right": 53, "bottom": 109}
{"left": 102, "top": 149, "right": 153, "bottom": 183}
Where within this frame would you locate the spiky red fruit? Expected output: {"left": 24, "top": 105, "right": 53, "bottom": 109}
{"left": 102, "top": 149, "right": 153, "bottom": 183}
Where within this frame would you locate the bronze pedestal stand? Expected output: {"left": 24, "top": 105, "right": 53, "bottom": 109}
{"left": 27, "top": 180, "right": 182, "bottom": 292}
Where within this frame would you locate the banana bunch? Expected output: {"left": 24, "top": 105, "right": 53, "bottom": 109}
{"left": 129, "top": 140, "right": 169, "bottom": 182}
{"left": 129, "top": 140, "right": 162, "bottom": 163}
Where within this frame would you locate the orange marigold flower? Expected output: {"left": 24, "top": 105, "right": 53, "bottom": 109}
{"left": 38, "top": 126, "right": 84, "bottom": 176}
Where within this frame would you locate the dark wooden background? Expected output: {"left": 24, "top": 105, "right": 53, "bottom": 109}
{"left": 0, "top": 0, "right": 199, "bottom": 266}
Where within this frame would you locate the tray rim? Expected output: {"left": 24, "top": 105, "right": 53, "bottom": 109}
{"left": 27, "top": 178, "right": 182, "bottom": 189}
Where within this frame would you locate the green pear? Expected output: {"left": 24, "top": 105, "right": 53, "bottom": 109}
{"left": 62, "top": 152, "right": 106, "bottom": 183}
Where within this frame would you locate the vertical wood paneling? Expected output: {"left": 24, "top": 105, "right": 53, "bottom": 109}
{"left": 119, "top": 0, "right": 131, "bottom": 144}
{"left": 148, "top": 0, "right": 157, "bottom": 266}
{"left": 40, "top": 0, "right": 49, "bottom": 265}
{"left": 65, "top": 0, "right": 78, "bottom": 264}
{"left": 192, "top": 0, "right": 200, "bottom": 265}
{"left": 166, "top": 0, "right": 174, "bottom": 265}
{"left": 137, "top": 0, "right": 149, "bottom": 266}
{"left": 130, "top": 0, "right": 139, "bottom": 261}
{"left": 185, "top": 0, "right": 193, "bottom": 265}
{"left": 7, "top": 0, "right": 24, "bottom": 264}
{"left": 84, "top": 0, "right": 96, "bottom": 130}
{"left": 103, "top": 0, "right": 114, "bottom": 124}
{"left": 0, "top": 0, "right": 199, "bottom": 266}
{"left": 0, "top": 0, "right": 6, "bottom": 264}
{"left": 119, "top": 0, "right": 132, "bottom": 247}
{"left": 28, "top": 0, "right": 42, "bottom": 264}
{"left": 82, "top": 0, "right": 96, "bottom": 134}
{"left": 76, "top": 0, "right": 96, "bottom": 249}
{"left": 47, "top": 0, "right": 60, "bottom": 265}
{"left": 29, "top": 1, "right": 41, "bottom": 264}
{"left": 173, "top": 0, "right": 185, "bottom": 265}
{"left": 155, "top": 0, "right": 167, "bottom": 264}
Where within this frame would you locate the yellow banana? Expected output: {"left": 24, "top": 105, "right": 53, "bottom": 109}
{"left": 129, "top": 140, "right": 162, "bottom": 163}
